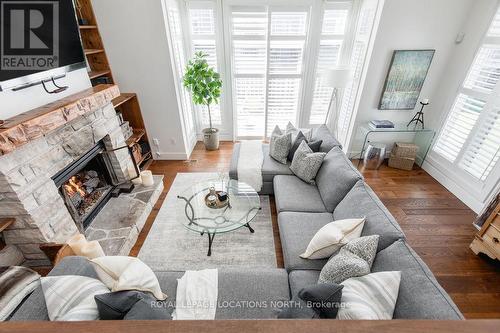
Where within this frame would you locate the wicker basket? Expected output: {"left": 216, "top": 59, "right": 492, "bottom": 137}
{"left": 388, "top": 154, "right": 415, "bottom": 171}
{"left": 392, "top": 142, "right": 419, "bottom": 159}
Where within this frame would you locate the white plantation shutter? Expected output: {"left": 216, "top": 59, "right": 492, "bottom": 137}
{"left": 336, "top": 1, "right": 377, "bottom": 145}
{"left": 165, "top": 0, "right": 195, "bottom": 136}
{"left": 308, "top": 3, "right": 349, "bottom": 125}
{"left": 187, "top": 2, "right": 222, "bottom": 127}
{"left": 433, "top": 6, "right": 500, "bottom": 187}
{"left": 230, "top": 5, "right": 309, "bottom": 138}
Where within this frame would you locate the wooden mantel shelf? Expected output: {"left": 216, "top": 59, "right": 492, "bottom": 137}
{"left": 0, "top": 84, "right": 120, "bottom": 156}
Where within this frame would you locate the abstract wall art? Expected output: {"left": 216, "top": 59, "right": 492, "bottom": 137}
{"left": 378, "top": 49, "right": 435, "bottom": 110}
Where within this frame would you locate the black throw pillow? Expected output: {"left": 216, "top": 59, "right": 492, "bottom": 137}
{"left": 95, "top": 291, "right": 144, "bottom": 320}
{"left": 278, "top": 283, "right": 343, "bottom": 319}
{"left": 95, "top": 291, "right": 172, "bottom": 320}
{"left": 288, "top": 131, "right": 307, "bottom": 161}
{"left": 308, "top": 140, "right": 323, "bottom": 153}
{"left": 277, "top": 295, "right": 319, "bottom": 319}
{"left": 298, "top": 283, "right": 343, "bottom": 318}
{"left": 124, "top": 295, "right": 172, "bottom": 320}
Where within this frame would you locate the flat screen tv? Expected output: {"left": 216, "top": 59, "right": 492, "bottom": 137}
{"left": 0, "top": 0, "right": 86, "bottom": 91}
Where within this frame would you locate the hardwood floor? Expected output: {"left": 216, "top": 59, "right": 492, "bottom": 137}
{"left": 131, "top": 141, "right": 500, "bottom": 319}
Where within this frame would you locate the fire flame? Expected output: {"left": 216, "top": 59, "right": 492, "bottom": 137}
{"left": 64, "top": 176, "right": 86, "bottom": 197}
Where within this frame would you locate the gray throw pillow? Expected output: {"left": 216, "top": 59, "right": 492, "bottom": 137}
{"left": 290, "top": 141, "right": 326, "bottom": 184}
{"left": 269, "top": 125, "right": 292, "bottom": 164}
{"left": 318, "top": 235, "right": 379, "bottom": 284}
{"left": 124, "top": 295, "right": 172, "bottom": 320}
{"left": 308, "top": 140, "right": 323, "bottom": 153}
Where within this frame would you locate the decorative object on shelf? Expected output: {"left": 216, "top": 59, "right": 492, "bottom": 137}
{"left": 362, "top": 143, "right": 386, "bottom": 170}
{"left": 379, "top": 50, "right": 435, "bottom": 110}
{"left": 183, "top": 52, "right": 223, "bottom": 151}
{"left": 407, "top": 99, "right": 429, "bottom": 129}
{"left": 369, "top": 120, "right": 394, "bottom": 129}
{"left": 388, "top": 142, "right": 419, "bottom": 171}
{"left": 131, "top": 144, "right": 142, "bottom": 163}
{"left": 470, "top": 192, "right": 500, "bottom": 260}
{"left": 322, "top": 68, "right": 352, "bottom": 130}
{"left": 141, "top": 170, "right": 155, "bottom": 187}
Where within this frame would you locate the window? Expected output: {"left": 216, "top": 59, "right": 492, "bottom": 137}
{"left": 187, "top": 1, "right": 223, "bottom": 127}
{"left": 164, "top": 0, "right": 375, "bottom": 142}
{"left": 230, "top": 6, "right": 310, "bottom": 138}
{"left": 164, "top": 0, "right": 195, "bottom": 137}
{"left": 308, "top": 4, "right": 350, "bottom": 125}
{"left": 433, "top": 7, "right": 500, "bottom": 183}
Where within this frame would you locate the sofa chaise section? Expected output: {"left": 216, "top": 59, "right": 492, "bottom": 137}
{"left": 10, "top": 257, "right": 290, "bottom": 321}
{"left": 287, "top": 239, "right": 463, "bottom": 320}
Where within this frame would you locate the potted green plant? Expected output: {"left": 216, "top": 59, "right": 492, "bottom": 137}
{"left": 183, "top": 52, "right": 223, "bottom": 150}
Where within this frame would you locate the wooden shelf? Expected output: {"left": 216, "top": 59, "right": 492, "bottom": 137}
{"left": 84, "top": 48, "right": 104, "bottom": 55}
{"left": 79, "top": 25, "right": 97, "bottom": 29}
{"left": 88, "top": 69, "right": 111, "bottom": 80}
{"left": 137, "top": 151, "right": 152, "bottom": 165}
{"left": 112, "top": 93, "right": 136, "bottom": 108}
{"left": 126, "top": 129, "right": 146, "bottom": 147}
{"left": 0, "top": 218, "right": 15, "bottom": 233}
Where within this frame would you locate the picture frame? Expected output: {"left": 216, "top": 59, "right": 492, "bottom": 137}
{"left": 378, "top": 49, "right": 435, "bottom": 110}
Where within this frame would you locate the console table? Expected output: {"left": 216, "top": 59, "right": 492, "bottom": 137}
{"left": 357, "top": 123, "right": 436, "bottom": 167}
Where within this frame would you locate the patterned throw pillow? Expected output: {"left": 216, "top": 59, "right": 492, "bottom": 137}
{"left": 286, "top": 122, "right": 312, "bottom": 141}
{"left": 269, "top": 125, "right": 292, "bottom": 164}
{"left": 288, "top": 131, "right": 323, "bottom": 161}
{"left": 290, "top": 141, "right": 326, "bottom": 184}
{"left": 337, "top": 271, "right": 401, "bottom": 319}
{"left": 318, "top": 235, "right": 379, "bottom": 284}
{"left": 41, "top": 275, "right": 110, "bottom": 321}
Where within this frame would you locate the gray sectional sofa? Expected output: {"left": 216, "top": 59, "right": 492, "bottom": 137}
{"left": 9, "top": 126, "right": 463, "bottom": 320}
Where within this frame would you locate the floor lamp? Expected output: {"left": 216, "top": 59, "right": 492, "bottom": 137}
{"left": 322, "top": 68, "right": 352, "bottom": 132}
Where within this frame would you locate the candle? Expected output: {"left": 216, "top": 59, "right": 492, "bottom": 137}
{"left": 141, "top": 170, "right": 155, "bottom": 187}
{"left": 128, "top": 166, "right": 142, "bottom": 185}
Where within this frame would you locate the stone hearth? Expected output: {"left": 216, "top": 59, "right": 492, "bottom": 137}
{"left": 85, "top": 176, "right": 163, "bottom": 256}
{"left": 0, "top": 85, "right": 158, "bottom": 266}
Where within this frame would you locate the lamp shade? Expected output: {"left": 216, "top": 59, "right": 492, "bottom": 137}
{"left": 321, "top": 68, "right": 352, "bottom": 88}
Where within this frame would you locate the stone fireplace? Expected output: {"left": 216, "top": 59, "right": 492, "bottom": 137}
{"left": 0, "top": 86, "right": 162, "bottom": 266}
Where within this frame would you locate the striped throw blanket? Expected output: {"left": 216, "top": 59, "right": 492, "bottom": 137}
{"left": 0, "top": 266, "right": 40, "bottom": 320}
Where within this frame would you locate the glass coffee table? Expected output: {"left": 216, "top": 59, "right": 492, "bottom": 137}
{"left": 176, "top": 179, "right": 261, "bottom": 256}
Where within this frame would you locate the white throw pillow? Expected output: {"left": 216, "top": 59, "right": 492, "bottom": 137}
{"left": 286, "top": 121, "right": 312, "bottom": 141}
{"left": 300, "top": 218, "right": 365, "bottom": 259}
{"left": 90, "top": 256, "right": 167, "bottom": 300}
{"left": 337, "top": 271, "right": 401, "bottom": 320}
{"left": 41, "top": 275, "right": 109, "bottom": 321}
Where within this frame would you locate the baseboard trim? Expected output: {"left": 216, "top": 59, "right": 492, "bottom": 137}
{"left": 422, "top": 160, "right": 482, "bottom": 213}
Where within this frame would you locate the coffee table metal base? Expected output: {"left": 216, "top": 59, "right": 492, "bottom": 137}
{"left": 201, "top": 222, "right": 254, "bottom": 256}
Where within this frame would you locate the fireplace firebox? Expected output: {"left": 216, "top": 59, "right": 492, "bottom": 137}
{"left": 52, "top": 141, "right": 118, "bottom": 231}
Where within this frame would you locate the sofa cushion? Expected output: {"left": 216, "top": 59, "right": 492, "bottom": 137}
{"left": 274, "top": 175, "right": 327, "bottom": 213}
{"left": 372, "top": 240, "right": 463, "bottom": 319}
{"left": 315, "top": 147, "right": 363, "bottom": 212}
{"left": 10, "top": 257, "right": 290, "bottom": 321}
{"left": 262, "top": 144, "right": 293, "bottom": 183}
{"left": 333, "top": 180, "right": 405, "bottom": 251}
{"left": 311, "top": 124, "right": 342, "bottom": 152}
{"left": 278, "top": 212, "right": 334, "bottom": 271}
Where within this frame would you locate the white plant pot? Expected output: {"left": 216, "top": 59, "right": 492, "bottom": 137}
{"left": 202, "top": 128, "right": 219, "bottom": 150}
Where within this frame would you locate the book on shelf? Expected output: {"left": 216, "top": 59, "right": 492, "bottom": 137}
{"left": 369, "top": 120, "right": 395, "bottom": 128}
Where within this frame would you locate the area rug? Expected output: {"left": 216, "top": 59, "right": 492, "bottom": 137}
{"left": 138, "top": 173, "right": 277, "bottom": 271}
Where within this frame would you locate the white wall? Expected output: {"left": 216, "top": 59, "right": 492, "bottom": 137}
{"left": 347, "top": 0, "right": 475, "bottom": 156}
{"left": 92, "top": 0, "right": 192, "bottom": 160}
{"left": 0, "top": 69, "right": 91, "bottom": 120}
